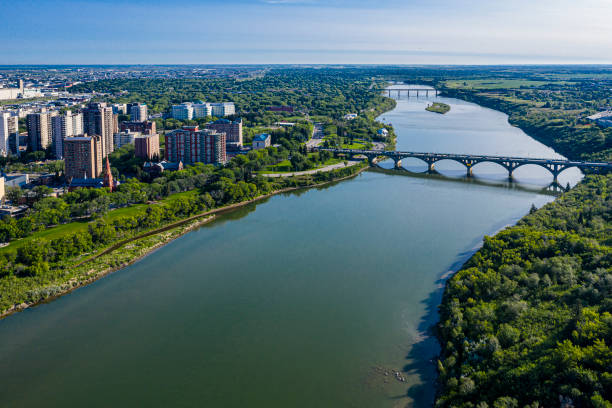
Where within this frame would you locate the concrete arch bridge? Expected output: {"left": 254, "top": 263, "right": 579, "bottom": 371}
{"left": 318, "top": 148, "right": 612, "bottom": 183}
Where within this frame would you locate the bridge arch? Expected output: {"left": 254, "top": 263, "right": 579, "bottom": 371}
{"left": 512, "top": 163, "right": 582, "bottom": 182}
{"left": 468, "top": 160, "right": 517, "bottom": 177}
{"left": 427, "top": 158, "right": 471, "bottom": 176}
{"left": 395, "top": 156, "right": 430, "bottom": 172}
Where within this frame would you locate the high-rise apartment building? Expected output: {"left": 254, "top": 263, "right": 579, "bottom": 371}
{"left": 27, "top": 109, "right": 57, "bottom": 151}
{"left": 210, "top": 102, "right": 235, "bottom": 117}
{"left": 130, "top": 104, "right": 147, "bottom": 122}
{"left": 192, "top": 103, "right": 211, "bottom": 118}
{"left": 172, "top": 102, "right": 235, "bottom": 120}
{"left": 171, "top": 103, "right": 194, "bottom": 120}
{"left": 134, "top": 133, "right": 160, "bottom": 160}
{"left": 0, "top": 112, "right": 19, "bottom": 156}
{"left": 63, "top": 135, "right": 103, "bottom": 179}
{"left": 83, "top": 102, "right": 114, "bottom": 157}
{"left": 205, "top": 118, "right": 242, "bottom": 147}
{"left": 51, "top": 110, "right": 83, "bottom": 159}
{"left": 165, "top": 125, "right": 226, "bottom": 165}
{"left": 112, "top": 103, "right": 127, "bottom": 115}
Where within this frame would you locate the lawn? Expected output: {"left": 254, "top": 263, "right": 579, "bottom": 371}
{"left": 0, "top": 191, "right": 200, "bottom": 254}
{"left": 341, "top": 141, "right": 368, "bottom": 149}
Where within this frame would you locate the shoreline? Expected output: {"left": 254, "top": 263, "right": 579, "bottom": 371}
{"left": 0, "top": 163, "right": 368, "bottom": 320}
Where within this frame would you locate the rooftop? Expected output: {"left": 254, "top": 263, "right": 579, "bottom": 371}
{"left": 254, "top": 133, "right": 270, "bottom": 141}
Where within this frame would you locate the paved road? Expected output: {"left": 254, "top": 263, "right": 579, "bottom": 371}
{"left": 305, "top": 122, "right": 325, "bottom": 149}
{"left": 262, "top": 161, "right": 360, "bottom": 178}
{"left": 372, "top": 141, "right": 386, "bottom": 150}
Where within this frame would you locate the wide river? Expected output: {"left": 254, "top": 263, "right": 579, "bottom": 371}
{"left": 0, "top": 86, "right": 581, "bottom": 407}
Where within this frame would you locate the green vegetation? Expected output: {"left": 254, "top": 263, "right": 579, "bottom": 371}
{"left": 259, "top": 154, "right": 343, "bottom": 173}
{"left": 0, "top": 156, "right": 367, "bottom": 315}
{"left": 71, "top": 68, "right": 396, "bottom": 128}
{"left": 437, "top": 175, "right": 612, "bottom": 408}
{"left": 412, "top": 67, "right": 612, "bottom": 407}
{"left": 443, "top": 79, "right": 566, "bottom": 90}
{"left": 426, "top": 102, "right": 451, "bottom": 114}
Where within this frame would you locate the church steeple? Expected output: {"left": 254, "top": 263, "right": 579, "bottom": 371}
{"left": 103, "top": 157, "right": 114, "bottom": 192}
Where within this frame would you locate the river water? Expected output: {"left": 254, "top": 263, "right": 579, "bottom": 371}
{"left": 0, "top": 87, "right": 581, "bottom": 407}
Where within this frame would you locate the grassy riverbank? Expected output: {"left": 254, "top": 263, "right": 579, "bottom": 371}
{"left": 426, "top": 102, "right": 450, "bottom": 114}
{"left": 0, "top": 161, "right": 368, "bottom": 319}
{"left": 435, "top": 79, "right": 612, "bottom": 407}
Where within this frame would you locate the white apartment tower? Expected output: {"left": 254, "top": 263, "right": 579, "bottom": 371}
{"left": 52, "top": 110, "right": 84, "bottom": 159}
{"left": 130, "top": 104, "right": 148, "bottom": 122}
{"left": 0, "top": 112, "right": 19, "bottom": 156}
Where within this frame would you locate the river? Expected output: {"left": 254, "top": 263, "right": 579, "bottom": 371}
{"left": 0, "top": 87, "right": 582, "bottom": 407}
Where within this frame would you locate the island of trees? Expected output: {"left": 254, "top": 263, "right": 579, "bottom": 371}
{"left": 426, "top": 102, "right": 451, "bottom": 114}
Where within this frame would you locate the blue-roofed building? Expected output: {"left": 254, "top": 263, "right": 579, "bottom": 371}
{"left": 252, "top": 133, "right": 271, "bottom": 150}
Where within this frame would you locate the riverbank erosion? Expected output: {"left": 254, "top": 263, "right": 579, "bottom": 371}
{"left": 0, "top": 162, "right": 368, "bottom": 319}
{"left": 434, "top": 84, "right": 612, "bottom": 407}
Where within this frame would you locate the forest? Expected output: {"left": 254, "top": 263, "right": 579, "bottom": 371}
{"left": 428, "top": 68, "right": 612, "bottom": 408}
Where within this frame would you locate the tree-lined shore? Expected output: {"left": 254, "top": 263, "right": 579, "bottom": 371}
{"left": 433, "top": 73, "right": 612, "bottom": 408}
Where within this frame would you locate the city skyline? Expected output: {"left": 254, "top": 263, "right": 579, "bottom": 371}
{"left": 2, "top": 0, "right": 612, "bottom": 65}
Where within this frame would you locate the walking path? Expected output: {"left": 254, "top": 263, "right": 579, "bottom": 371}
{"left": 261, "top": 161, "right": 360, "bottom": 177}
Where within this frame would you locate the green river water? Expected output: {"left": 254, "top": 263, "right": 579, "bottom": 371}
{"left": 0, "top": 87, "right": 582, "bottom": 407}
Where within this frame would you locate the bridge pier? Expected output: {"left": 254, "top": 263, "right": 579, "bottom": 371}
{"left": 394, "top": 158, "right": 402, "bottom": 169}
{"left": 548, "top": 164, "right": 562, "bottom": 184}
{"left": 504, "top": 162, "right": 520, "bottom": 181}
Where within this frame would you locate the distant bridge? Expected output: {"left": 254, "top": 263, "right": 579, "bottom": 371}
{"left": 318, "top": 148, "right": 612, "bottom": 182}
{"left": 386, "top": 88, "right": 439, "bottom": 97}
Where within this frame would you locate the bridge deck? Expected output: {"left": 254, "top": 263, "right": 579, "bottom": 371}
{"left": 319, "top": 148, "right": 612, "bottom": 170}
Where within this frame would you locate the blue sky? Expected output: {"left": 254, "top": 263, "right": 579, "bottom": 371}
{"left": 2, "top": 0, "right": 611, "bottom": 64}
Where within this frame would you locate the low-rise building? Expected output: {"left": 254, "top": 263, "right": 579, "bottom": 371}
{"left": 0, "top": 205, "right": 28, "bottom": 218}
{"left": 587, "top": 111, "right": 612, "bottom": 128}
{"left": 4, "top": 173, "right": 29, "bottom": 188}
{"left": 267, "top": 106, "right": 294, "bottom": 113}
{"left": 377, "top": 128, "right": 389, "bottom": 137}
{"left": 143, "top": 160, "right": 183, "bottom": 175}
{"left": 114, "top": 130, "right": 140, "bottom": 149}
{"left": 252, "top": 133, "right": 271, "bottom": 150}
{"left": 120, "top": 120, "right": 156, "bottom": 135}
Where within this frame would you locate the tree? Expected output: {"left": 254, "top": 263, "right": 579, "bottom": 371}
{"left": 32, "top": 185, "right": 52, "bottom": 201}
{"left": 5, "top": 186, "right": 22, "bottom": 204}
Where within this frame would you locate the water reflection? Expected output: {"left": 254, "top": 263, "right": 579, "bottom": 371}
{"left": 368, "top": 166, "right": 566, "bottom": 196}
